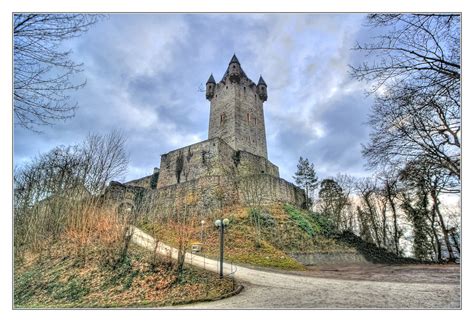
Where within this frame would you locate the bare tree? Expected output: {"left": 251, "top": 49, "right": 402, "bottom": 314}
{"left": 362, "top": 86, "right": 460, "bottom": 184}
{"left": 14, "top": 14, "right": 102, "bottom": 129}
{"left": 81, "top": 130, "right": 129, "bottom": 194}
{"left": 355, "top": 177, "right": 383, "bottom": 247}
{"left": 351, "top": 14, "right": 460, "bottom": 183}
{"left": 351, "top": 14, "right": 460, "bottom": 89}
{"left": 14, "top": 130, "right": 128, "bottom": 256}
{"left": 380, "top": 172, "right": 403, "bottom": 256}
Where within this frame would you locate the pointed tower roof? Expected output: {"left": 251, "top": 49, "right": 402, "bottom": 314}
{"left": 221, "top": 54, "right": 249, "bottom": 82}
{"left": 206, "top": 73, "right": 216, "bottom": 84}
{"left": 258, "top": 75, "right": 267, "bottom": 86}
{"left": 229, "top": 54, "right": 240, "bottom": 65}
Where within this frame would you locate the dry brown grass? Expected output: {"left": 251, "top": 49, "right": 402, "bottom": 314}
{"left": 14, "top": 242, "right": 235, "bottom": 308}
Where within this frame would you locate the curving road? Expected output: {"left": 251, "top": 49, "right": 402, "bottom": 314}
{"left": 130, "top": 226, "right": 460, "bottom": 309}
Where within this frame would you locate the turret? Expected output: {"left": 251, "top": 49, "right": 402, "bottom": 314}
{"left": 206, "top": 74, "right": 216, "bottom": 100}
{"left": 228, "top": 54, "right": 242, "bottom": 83}
{"left": 257, "top": 75, "right": 268, "bottom": 102}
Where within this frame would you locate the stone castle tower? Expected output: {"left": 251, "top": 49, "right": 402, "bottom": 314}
{"left": 112, "top": 55, "right": 305, "bottom": 213}
{"left": 206, "top": 55, "right": 268, "bottom": 158}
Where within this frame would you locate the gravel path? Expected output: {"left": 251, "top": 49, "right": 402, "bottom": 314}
{"left": 184, "top": 271, "right": 459, "bottom": 309}
{"left": 130, "top": 226, "right": 460, "bottom": 309}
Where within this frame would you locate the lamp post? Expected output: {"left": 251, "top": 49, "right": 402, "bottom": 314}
{"left": 200, "top": 220, "right": 205, "bottom": 242}
{"left": 214, "top": 218, "right": 230, "bottom": 278}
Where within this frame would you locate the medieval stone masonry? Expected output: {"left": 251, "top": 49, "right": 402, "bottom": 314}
{"left": 107, "top": 55, "right": 305, "bottom": 214}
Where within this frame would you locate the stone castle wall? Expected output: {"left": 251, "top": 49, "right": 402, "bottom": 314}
{"left": 106, "top": 173, "right": 305, "bottom": 218}
{"left": 157, "top": 137, "right": 278, "bottom": 189}
{"left": 142, "top": 175, "right": 238, "bottom": 217}
{"left": 237, "top": 174, "right": 306, "bottom": 208}
{"left": 143, "top": 174, "right": 304, "bottom": 217}
{"left": 125, "top": 174, "right": 153, "bottom": 189}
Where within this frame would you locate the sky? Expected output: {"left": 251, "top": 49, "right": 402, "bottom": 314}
{"left": 13, "top": 13, "right": 376, "bottom": 184}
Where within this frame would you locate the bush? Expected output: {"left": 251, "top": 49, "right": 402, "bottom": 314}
{"left": 310, "top": 211, "right": 337, "bottom": 237}
{"left": 248, "top": 208, "right": 276, "bottom": 227}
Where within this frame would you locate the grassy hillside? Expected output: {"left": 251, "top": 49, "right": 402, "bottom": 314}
{"left": 14, "top": 242, "right": 235, "bottom": 308}
{"left": 139, "top": 203, "right": 358, "bottom": 270}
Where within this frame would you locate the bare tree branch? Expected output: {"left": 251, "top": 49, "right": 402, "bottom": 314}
{"left": 14, "top": 14, "right": 104, "bottom": 130}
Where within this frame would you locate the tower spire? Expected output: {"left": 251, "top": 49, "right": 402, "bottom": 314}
{"left": 206, "top": 73, "right": 216, "bottom": 84}
{"left": 229, "top": 54, "right": 240, "bottom": 65}
{"left": 205, "top": 73, "right": 216, "bottom": 100}
{"left": 257, "top": 75, "right": 268, "bottom": 102}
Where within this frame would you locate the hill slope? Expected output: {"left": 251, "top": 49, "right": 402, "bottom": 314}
{"left": 14, "top": 243, "right": 235, "bottom": 308}
{"left": 139, "top": 203, "right": 365, "bottom": 270}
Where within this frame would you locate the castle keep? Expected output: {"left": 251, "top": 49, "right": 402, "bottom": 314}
{"left": 107, "top": 55, "right": 305, "bottom": 214}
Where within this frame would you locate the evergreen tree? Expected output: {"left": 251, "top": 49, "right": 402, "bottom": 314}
{"left": 293, "top": 157, "right": 318, "bottom": 208}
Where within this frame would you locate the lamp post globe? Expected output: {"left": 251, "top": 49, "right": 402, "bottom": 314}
{"left": 200, "top": 220, "right": 206, "bottom": 242}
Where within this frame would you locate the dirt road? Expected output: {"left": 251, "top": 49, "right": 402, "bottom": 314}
{"left": 130, "top": 226, "right": 460, "bottom": 309}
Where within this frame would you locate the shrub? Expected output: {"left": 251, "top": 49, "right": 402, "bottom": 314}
{"left": 310, "top": 211, "right": 337, "bottom": 237}
{"left": 248, "top": 208, "right": 276, "bottom": 227}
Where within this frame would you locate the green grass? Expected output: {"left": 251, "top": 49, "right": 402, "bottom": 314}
{"left": 138, "top": 203, "right": 357, "bottom": 271}
{"left": 283, "top": 204, "right": 316, "bottom": 237}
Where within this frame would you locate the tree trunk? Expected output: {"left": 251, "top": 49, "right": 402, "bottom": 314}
{"left": 381, "top": 201, "right": 387, "bottom": 248}
{"left": 450, "top": 229, "right": 460, "bottom": 255}
{"left": 364, "top": 194, "right": 381, "bottom": 247}
{"left": 388, "top": 194, "right": 400, "bottom": 256}
{"left": 431, "top": 189, "right": 455, "bottom": 262}
{"left": 428, "top": 210, "right": 442, "bottom": 262}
